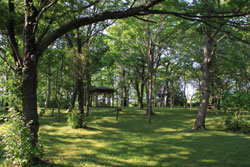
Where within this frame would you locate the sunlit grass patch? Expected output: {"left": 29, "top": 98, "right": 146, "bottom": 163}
{"left": 0, "top": 107, "right": 249, "bottom": 166}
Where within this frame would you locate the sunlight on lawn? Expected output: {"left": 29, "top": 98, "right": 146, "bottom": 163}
{"left": 0, "top": 107, "right": 249, "bottom": 167}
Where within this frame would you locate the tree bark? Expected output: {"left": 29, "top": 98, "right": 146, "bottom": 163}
{"left": 192, "top": 28, "right": 212, "bottom": 130}
{"left": 78, "top": 78, "right": 84, "bottom": 128}
{"left": 182, "top": 71, "right": 187, "bottom": 108}
{"left": 57, "top": 55, "right": 64, "bottom": 122}
{"left": 51, "top": 67, "right": 59, "bottom": 117}
{"left": 22, "top": 0, "right": 39, "bottom": 146}
{"left": 147, "top": 39, "right": 154, "bottom": 123}
{"left": 86, "top": 72, "right": 91, "bottom": 116}
{"left": 45, "top": 56, "right": 51, "bottom": 108}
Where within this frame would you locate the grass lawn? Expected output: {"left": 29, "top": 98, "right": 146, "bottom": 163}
{"left": 0, "top": 107, "right": 250, "bottom": 167}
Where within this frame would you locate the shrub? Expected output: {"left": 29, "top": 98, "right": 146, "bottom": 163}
{"left": 67, "top": 109, "right": 80, "bottom": 128}
{"left": 1, "top": 110, "right": 44, "bottom": 167}
{"left": 224, "top": 112, "right": 250, "bottom": 133}
{"left": 39, "top": 108, "right": 46, "bottom": 117}
{"left": 67, "top": 109, "right": 87, "bottom": 128}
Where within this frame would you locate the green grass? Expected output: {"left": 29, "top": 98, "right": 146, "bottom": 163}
{"left": 0, "top": 107, "right": 250, "bottom": 167}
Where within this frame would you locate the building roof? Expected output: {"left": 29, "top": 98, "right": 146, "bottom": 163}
{"left": 89, "top": 86, "right": 116, "bottom": 93}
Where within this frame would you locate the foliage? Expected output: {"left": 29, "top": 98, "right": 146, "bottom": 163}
{"left": 1, "top": 111, "right": 44, "bottom": 167}
{"left": 221, "top": 90, "right": 250, "bottom": 112}
{"left": 67, "top": 109, "right": 87, "bottom": 129}
{"left": 224, "top": 111, "right": 250, "bottom": 133}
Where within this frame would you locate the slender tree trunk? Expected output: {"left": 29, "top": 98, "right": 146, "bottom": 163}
{"left": 78, "top": 78, "right": 84, "bottom": 128}
{"left": 135, "top": 82, "right": 141, "bottom": 107}
{"left": 5, "top": 69, "right": 9, "bottom": 112}
{"left": 146, "top": 81, "right": 149, "bottom": 115}
{"left": 120, "top": 68, "right": 126, "bottom": 107}
{"left": 165, "top": 82, "right": 170, "bottom": 107}
{"left": 51, "top": 68, "right": 59, "bottom": 117}
{"left": 139, "top": 82, "right": 144, "bottom": 109}
{"left": 147, "top": 42, "right": 154, "bottom": 123}
{"left": 69, "top": 80, "right": 78, "bottom": 112}
{"left": 45, "top": 57, "right": 51, "bottom": 108}
{"left": 57, "top": 55, "right": 64, "bottom": 121}
{"left": 190, "top": 95, "right": 193, "bottom": 109}
{"left": 123, "top": 86, "right": 128, "bottom": 107}
{"left": 160, "top": 85, "right": 165, "bottom": 107}
{"left": 57, "top": 86, "right": 62, "bottom": 121}
{"left": 86, "top": 73, "right": 91, "bottom": 116}
{"left": 192, "top": 29, "right": 212, "bottom": 130}
{"left": 182, "top": 72, "right": 187, "bottom": 107}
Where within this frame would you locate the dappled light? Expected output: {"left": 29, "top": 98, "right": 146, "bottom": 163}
{"left": 1, "top": 107, "right": 243, "bottom": 167}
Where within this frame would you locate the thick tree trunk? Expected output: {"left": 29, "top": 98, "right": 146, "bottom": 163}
{"left": 22, "top": 0, "right": 39, "bottom": 146}
{"left": 192, "top": 31, "right": 212, "bottom": 130}
{"left": 22, "top": 61, "right": 39, "bottom": 146}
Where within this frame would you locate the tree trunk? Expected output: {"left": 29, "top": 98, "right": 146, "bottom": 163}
{"left": 147, "top": 42, "right": 154, "bottom": 123}
{"left": 45, "top": 57, "right": 51, "bottom": 108}
{"left": 78, "top": 78, "right": 84, "bottom": 128}
{"left": 51, "top": 68, "right": 59, "bottom": 117}
{"left": 160, "top": 85, "right": 166, "bottom": 107}
{"left": 86, "top": 73, "right": 91, "bottom": 116}
{"left": 192, "top": 29, "right": 212, "bottom": 130}
{"left": 182, "top": 72, "right": 187, "bottom": 108}
{"left": 190, "top": 95, "right": 193, "bottom": 109}
{"left": 22, "top": 61, "right": 39, "bottom": 146}
{"left": 69, "top": 80, "right": 78, "bottom": 112}
{"left": 22, "top": 0, "right": 39, "bottom": 146}
{"left": 135, "top": 82, "right": 141, "bottom": 107}
{"left": 57, "top": 55, "right": 64, "bottom": 122}
{"left": 8, "top": 0, "right": 177, "bottom": 150}
{"left": 5, "top": 69, "right": 9, "bottom": 112}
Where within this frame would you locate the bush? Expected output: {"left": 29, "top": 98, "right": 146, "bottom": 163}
{"left": 1, "top": 110, "right": 44, "bottom": 167}
{"left": 39, "top": 108, "right": 46, "bottom": 117}
{"left": 224, "top": 112, "right": 250, "bottom": 133}
{"left": 67, "top": 109, "right": 87, "bottom": 128}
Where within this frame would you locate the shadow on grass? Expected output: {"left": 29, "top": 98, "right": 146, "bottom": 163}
{"left": 0, "top": 107, "right": 245, "bottom": 166}
{"left": 36, "top": 107, "right": 250, "bottom": 167}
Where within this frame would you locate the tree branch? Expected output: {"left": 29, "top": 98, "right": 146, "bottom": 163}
{"left": 0, "top": 49, "right": 16, "bottom": 71}
{"left": 133, "top": 16, "right": 157, "bottom": 23}
{"left": 34, "top": 0, "right": 58, "bottom": 34}
{"left": 37, "top": 0, "right": 164, "bottom": 56}
{"left": 7, "top": 0, "right": 22, "bottom": 68}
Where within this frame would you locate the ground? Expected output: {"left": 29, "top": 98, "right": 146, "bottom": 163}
{"left": 0, "top": 107, "right": 250, "bottom": 167}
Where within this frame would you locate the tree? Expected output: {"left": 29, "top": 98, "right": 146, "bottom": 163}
{"left": 0, "top": 0, "right": 165, "bottom": 146}
{"left": 0, "top": 0, "right": 248, "bottom": 149}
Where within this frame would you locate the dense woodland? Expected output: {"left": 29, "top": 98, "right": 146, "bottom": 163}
{"left": 0, "top": 0, "right": 249, "bottom": 166}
